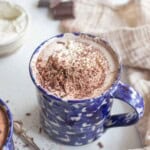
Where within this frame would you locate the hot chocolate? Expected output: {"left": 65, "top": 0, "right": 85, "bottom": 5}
{"left": 0, "top": 106, "right": 9, "bottom": 148}
{"left": 32, "top": 34, "right": 119, "bottom": 100}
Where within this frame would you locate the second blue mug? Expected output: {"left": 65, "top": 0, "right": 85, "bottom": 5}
{"left": 0, "top": 98, "right": 14, "bottom": 150}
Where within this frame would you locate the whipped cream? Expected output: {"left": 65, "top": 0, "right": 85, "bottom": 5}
{"left": 0, "top": 0, "right": 28, "bottom": 45}
{"left": 31, "top": 34, "right": 120, "bottom": 100}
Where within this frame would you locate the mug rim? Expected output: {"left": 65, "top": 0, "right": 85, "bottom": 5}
{"left": 29, "top": 32, "right": 121, "bottom": 103}
{"left": 0, "top": 98, "right": 13, "bottom": 148}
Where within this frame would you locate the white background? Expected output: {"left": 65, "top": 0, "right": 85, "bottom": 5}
{"left": 0, "top": 0, "right": 142, "bottom": 149}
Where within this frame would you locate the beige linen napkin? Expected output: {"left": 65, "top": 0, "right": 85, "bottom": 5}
{"left": 60, "top": 0, "right": 150, "bottom": 149}
{"left": 61, "top": 0, "right": 144, "bottom": 32}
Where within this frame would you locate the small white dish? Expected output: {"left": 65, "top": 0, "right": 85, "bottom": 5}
{"left": 0, "top": 0, "right": 29, "bottom": 56}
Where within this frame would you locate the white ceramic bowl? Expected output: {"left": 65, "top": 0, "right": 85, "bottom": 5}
{"left": 0, "top": 0, "right": 29, "bottom": 56}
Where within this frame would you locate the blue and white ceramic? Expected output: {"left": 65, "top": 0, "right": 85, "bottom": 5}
{"left": 0, "top": 98, "right": 14, "bottom": 150}
{"left": 29, "top": 33, "right": 144, "bottom": 146}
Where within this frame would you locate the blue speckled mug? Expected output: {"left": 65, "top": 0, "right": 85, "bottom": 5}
{"left": 29, "top": 33, "right": 144, "bottom": 146}
{"left": 0, "top": 98, "right": 14, "bottom": 150}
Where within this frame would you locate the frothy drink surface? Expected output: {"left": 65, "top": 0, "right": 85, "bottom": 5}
{"left": 0, "top": 107, "right": 8, "bottom": 148}
{"left": 32, "top": 34, "right": 119, "bottom": 100}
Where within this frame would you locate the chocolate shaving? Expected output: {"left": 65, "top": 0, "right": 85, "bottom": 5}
{"left": 57, "top": 41, "right": 65, "bottom": 45}
{"left": 25, "top": 113, "right": 31, "bottom": 116}
{"left": 5, "top": 100, "right": 9, "bottom": 103}
{"left": 39, "top": 127, "right": 43, "bottom": 134}
{"left": 98, "top": 142, "right": 104, "bottom": 148}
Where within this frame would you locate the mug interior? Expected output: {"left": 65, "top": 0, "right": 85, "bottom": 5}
{"left": 29, "top": 33, "right": 121, "bottom": 102}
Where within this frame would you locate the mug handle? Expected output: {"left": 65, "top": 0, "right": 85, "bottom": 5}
{"left": 104, "top": 81, "right": 144, "bottom": 128}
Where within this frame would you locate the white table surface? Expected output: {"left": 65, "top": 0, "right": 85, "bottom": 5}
{"left": 0, "top": 0, "right": 142, "bottom": 150}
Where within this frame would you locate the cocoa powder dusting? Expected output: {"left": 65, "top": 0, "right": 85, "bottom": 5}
{"left": 36, "top": 40, "right": 109, "bottom": 99}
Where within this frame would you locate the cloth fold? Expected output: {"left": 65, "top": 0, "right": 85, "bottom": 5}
{"left": 129, "top": 147, "right": 150, "bottom": 150}
{"left": 60, "top": 0, "right": 150, "bottom": 149}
